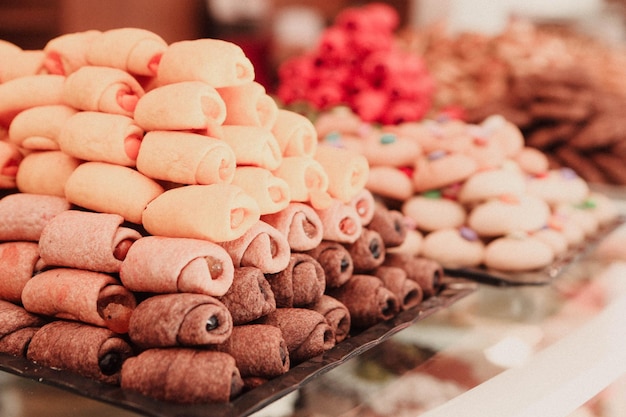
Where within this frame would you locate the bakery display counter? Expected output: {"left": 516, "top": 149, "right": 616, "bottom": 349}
{"left": 2, "top": 227, "right": 626, "bottom": 417}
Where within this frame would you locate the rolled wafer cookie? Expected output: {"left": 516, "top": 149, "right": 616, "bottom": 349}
{"left": 383, "top": 253, "right": 443, "bottom": 298}
{"left": 367, "top": 204, "right": 407, "bottom": 248}
{"left": 349, "top": 188, "right": 376, "bottom": 226}
{"left": 218, "top": 81, "right": 278, "bottom": 128}
{"left": 265, "top": 253, "right": 326, "bottom": 308}
{"left": 327, "top": 274, "right": 399, "bottom": 329}
{"left": 220, "top": 125, "right": 282, "bottom": 171}
{"left": 157, "top": 38, "right": 254, "bottom": 88}
{"left": 272, "top": 156, "right": 332, "bottom": 210}
{"left": 62, "top": 66, "right": 144, "bottom": 116}
{"left": 373, "top": 266, "right": 423, "bottom": 311}
{"left": 308, "top": 295, "right": 351, "bottom": 343}
{"left": 0, "top": 140, "right": 22, "bottom": 189}
{"left": 64, "top": 161, "right": 164, "bottom": 224}
{"left": 271, "top": 109, "right": 318, "bottom": 157}
{"left": 0, "top": 192, "right": 70, "bottom": 241}
{"left": 0, "top": 49, "right": 44, "bottom": 82}
{"left": 58, "top": 111, "right": 143, "bottom": 166}
{"left": 121, "top": 348, "right": 243, "bottom": 403}
{"left": 137, "top": 131, "right": 236, "bottom": 185}
{"left": 128, "top": 293, "right": 233, "bottom": 349}
{"left": 0, "top": 241, "right": 45, "bottom": 303}
{"left": 39, "top": 210, "right": 141, "bottom": 273}
{"left": 231, "top": 166, "right": 290, "bottom": 215}
{"left": 214, "top": 324, "right": 290, "bottom": 378}
{"left": 21, "top": 268, "right": 137, "bottom": 333}
{"left": 218, "top": 266, "right": 276, "bottom": 325}
{"left": 218, "top": 220, "right": 291, "bottom": 274}
{"left": 261, "top": 202, "right": 323, "bottom": 251}
{"left": 142, "top": 183, "right": 259, "bottom": 242}
{"left": 8, "top": 104, "right": 77, "bottom": 151}
{"left": 314, "top": 198, "right": 363, "bottom": 244}
{"left": 0, "top": 300, "right": 47, "bottom": 357}
{"left": 120, "top": 235, "right": 235, "bottom": 297}
{"left": 27, "top": 320, "right": 134, "bottom": 385}
{"left": 16, "top": 150, "right": 81, "bottom": 197}
{"left": 257, "top": 308, "right": 335, "bottom": 364}
{"left": 304, "top": 241, "right": 354, "bottom": 288}
{"left": 86, "top": 28, "right": 167, "bottom": 76}
{"left": 343, "top": 227, "right": 385, "bottom": 273}
{"left": 43, "top": 30, "right": 102, "bottom": 75}
{"left": 134, "top": 81, "right": 227, "bottom": 131}
{"left": 0, "top": 74, "right": 65, "bottom": 126}
{"left": 315, "top": 143, "right": 369, "bottom": 203}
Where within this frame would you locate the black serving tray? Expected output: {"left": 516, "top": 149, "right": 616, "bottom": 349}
{"left": 0, "top": 277, "right": 477, "bottom": 417}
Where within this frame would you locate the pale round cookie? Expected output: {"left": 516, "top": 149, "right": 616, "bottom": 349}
{"left": 463, "top": 124, "right": 507, "bottom": 170}
{"left": 359, "top": 130, "right": 422, "bottom": 168}
{"left": 402, "top": 192, "right": 466, "bottom": 232}
{"left": 412, "top": 151, "right": 478, "bottom": 193}
{"left": 457, "top": 167, "right": 526, "bottom": 205}
{"left": 581, "top": 192, "right": 621, "bottom": 226}
{"left": 526, "top": 168, "right": 589, "bottom": 207}
{"left": 513, "top": 146, "right": 549, "bottom": 176}
{"left": 386, "top": 228, "right": 424, "bottom": 256}
{"left": 484, "top": 233, "right": 555, "bottom": 272}
{"left": 366, "top": 165, "right": 414, "bottom": 201}
{"left": 546, "top": 214, "right": 586, "bottom": 247}
{"left": 481, "top": 114, "right": 525, "bottom": 158}
{"left": 531, "top": 228, "right": 569, "bottom": 257}
{"left": 421, "top": 227, "right": 485, "bottom": 268}
{"left": 468, "top": 194, "right": 551, "bottom": 237}
{"left": 554, "top": 203, "right": 599, "bottom": 237}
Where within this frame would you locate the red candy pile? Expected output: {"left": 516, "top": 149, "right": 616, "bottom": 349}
{"left": 276, "top": 3, "right": 435, "bottom": 125}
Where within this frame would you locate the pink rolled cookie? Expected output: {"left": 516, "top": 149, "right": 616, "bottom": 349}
{"left": 39, "top": 210, "right": 142, "bottom": 273}
{"left": 349, "top": 188, "right": 376, "bottom": 226}
{"left": 261, "top": 202, "right": 324, "bottom": 251}
{"left": 484, "top": 233, "right": 555, "bottom": 272}
{"left": 134, "top": 81, "right": 227, "bottom": 131}
{"left": 43, "top": 30, "right": 102, "bottom": 75}
{"left": 218, "top": 220, "right": 291, "bottom": 274}
{"left": 220, "top": 125, "right": 282, "bottom": 171}
{"left": 0, "top": 50, "right": 45, "bottom": 82}
{"left": 314, "top": 198, "right": 363, "bottom": 244}
{"left": 0, "top": 192, "right": 70, "bottom": 241}
{"left": 157, "top": 38, "right": 254, "bottom": 88}
{"left": 64, "top": 161, "right": 164, "bottom": 224}
{"left": 58, "top": 111, "right": 143, "bottom": 166}
{"left": 402, "top": 194, "right": 466, "bottom": 232}
{"left": 468, "top": 194, "right": 551, "bottom": 237}
{"left": 366, "top": 165, "right": 414, "bottom": 201}
{"left": 120, "top": 235, "right": 235, "bottom": 296}
{"left": 16, "top": 150, "right": 81, "bottom": 197}
{"left": 315, "top": 143, "right": 369, "bottom": 203}
{"left": 271, "top": 109, "right": 318, "bottom": 157}
{"left": 412, "top": 151, "right": 478, "bottom": 193}
{"left": 22, "top": 268, "right": 137, "bottom": 333}
{"left": 62, "top": 66, "right": 144, "bottom": 116}
{"left": 420, "top": 227, "right": 485, "bottom": 268}
{"left": 231, "top": 166, "right": 290, "bottom": 214}
{"left": 0, "top": 241, "right": 44, "bottom": 303}
{"left": 142, "top": 183, "right": 260, "bottom": 242}
{"left": 86, "top": 28, "right": 167, "bottom": 76}
{"left": 136, "top": 131, "right": 236, "bottom": 185}
{"left": 272, "top": 156, "right": 332, "bottom": 210}
{"left": 0, "top": 74, "right": 65, "bottom": 126}
{"left": 218, "top": 81, "right": 278, "bottom": 129}
{"left": 0, "top": 140, "right": 22, "bottom": 189}
{"left": 8, "top": 104, "right": 77, "bottom": 151}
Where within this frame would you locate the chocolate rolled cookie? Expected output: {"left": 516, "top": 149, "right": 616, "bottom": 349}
{"left": 344, "top": 228, "right": 386, "bottom": 273}
{"left": 382, "top": 253, "right": 443, "bottom": 298}
{"left": 327, "top": 274, "right": 399, "bottom": 329}
{"left": 0, "top": 241, "right": 45, "bottom": 303}
{"left": 264, "top": 253, "right": 326, "bottom": 308}
{"left": 218, "top": 267, "right": 276, "bottom": 325}
{"left": 261, "top": 202, "right": 324, "bottom": 251}
{"left": 38, "top": 210, "right": 141, "bottom": 273}
{"left": 128, "top": 293, "right": 232, "bottom": 349}
{"left": 366, "top": 205, "right": 407, "bottom": 248}
{"left": 27, "top": 320, "right": 134, "bottom": 385}
{"left": 0, "top": 192, "right": 70, "bottom": 241}
{"left": 214, "top": 324, "right": 290, "bottom": 378}
{"left": 373, "top": 266, "right": 423, "bottom": 311}
{"left": 257, "top": 308, "right": 335, "bottom": 364}
{"left": 121, "top": 348, "right": 243, "bottom": 403}
{"left": 304, "top": 241, "right": 354, "bottom": 288}
{"left": 21, "top": 268, "right": 136, "bottom": 334}
{"left": 0, "top": 299, "right": 47, "bottom": 357}
{"left": 308, "top": 295, "right": 351, "bottom": 343}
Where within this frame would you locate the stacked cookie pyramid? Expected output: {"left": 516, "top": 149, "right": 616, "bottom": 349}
{"left": 0, "top": 27, "right": 445, "bottom": 404}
